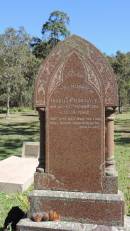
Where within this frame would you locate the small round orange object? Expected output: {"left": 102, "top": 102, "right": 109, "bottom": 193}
{"left": 49, "top": 210, "right": 61, "bottom": 221}
{"left": 31, "top": 213, "right": 42, "bottom": 222}
{"left": 54, "top": 212, "right": 61, "bottom": 221}
{"left": 42, "top": 212, "right": 49, "bottom": 221}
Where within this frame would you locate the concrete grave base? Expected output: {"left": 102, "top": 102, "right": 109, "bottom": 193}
{"left": 17, "top": 218, "right": 128, "bottom": 231}
{"left": 0, "top": 156, "right": 38, "bottom": 193}
{"left": 28, "top": 190, "right": 124, "bottom": 227}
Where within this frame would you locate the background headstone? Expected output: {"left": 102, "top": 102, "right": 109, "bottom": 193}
{"left": 22, "top": 142, "right": 39, "bottom": 158}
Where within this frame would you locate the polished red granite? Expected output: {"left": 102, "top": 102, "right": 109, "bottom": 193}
{"left": 18, "top": 35, "right": 124, "bottom": 230}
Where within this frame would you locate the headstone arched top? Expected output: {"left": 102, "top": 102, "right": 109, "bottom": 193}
{"left": 34, "top": 35, "right": 118, "bottom": 108}
{"left": 47, "top": 51, "right": 102, "bottom": 101}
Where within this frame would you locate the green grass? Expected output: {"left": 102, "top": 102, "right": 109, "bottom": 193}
{"left": 115, "top": 111, "right": 130, "bottom": 214}
{"left": 0, "top": 110, "right": 130, "bottom": 228}
{"left": 0, "top": 186, "right": 33, "bottom": 229}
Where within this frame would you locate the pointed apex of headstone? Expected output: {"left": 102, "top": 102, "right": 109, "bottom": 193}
{"left": 34, "top": 35, "right": 118, "bottom": 107}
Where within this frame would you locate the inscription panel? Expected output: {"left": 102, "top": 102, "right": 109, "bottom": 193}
{"left": 49, "top": 92, "right": 101, "bottom": 129}
{"left": 47, "top": 79, "right": 104, "bottom": 192}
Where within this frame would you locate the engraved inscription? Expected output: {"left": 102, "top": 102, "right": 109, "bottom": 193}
{"left": 49, "top": 90, "right": 101, "bottom": 129}
{"left": 49, "top": 116, "right": 101, "bottom": 128}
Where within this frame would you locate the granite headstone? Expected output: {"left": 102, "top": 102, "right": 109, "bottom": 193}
{"left": 17, "top": 35, "right": 125, "bottom": 231}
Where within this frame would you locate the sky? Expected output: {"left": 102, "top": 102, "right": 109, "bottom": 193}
{"left": 0, "top": 0, "right": 130, "bottom": 55}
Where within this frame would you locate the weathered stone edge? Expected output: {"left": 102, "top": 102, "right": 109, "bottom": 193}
{"left": 17, "top": 218, "right": 127, "bottom": 231}
{"left": 29, "top": 190, "right": 124, "bottom": 202}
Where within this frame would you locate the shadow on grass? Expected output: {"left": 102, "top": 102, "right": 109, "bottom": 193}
{"left": 0, "top": 121, "right": 39, "bottom": 160}
{"left": 21, "top": 113, "right": 38, "bottom": 117}
{"left": 115, "top": 137, "right": 130, "bottom": 145}
{"left": 115, "top": 119, "right": 130, "bottom": 127}
{"left": 115, "top": 130, "right": 130, "bottom": 133}
{"left": 0, "top": 121, "right": 39, "bottom": 136}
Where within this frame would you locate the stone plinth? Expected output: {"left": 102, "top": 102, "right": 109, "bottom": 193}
{"left": 34, "top": 171, "right": 118, "bottom": 194}
{"left": 28, "top": 190, "right": 124, "bottom": 227}
{"left": 17, "top": 218, "right": 127, "bottom": 231}
{"left": 103, "top": 175, "right": 118, "bottom": 194}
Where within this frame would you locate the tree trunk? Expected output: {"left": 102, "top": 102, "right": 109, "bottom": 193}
{"left": 6, "top": 83, "right": 10, "bottom": 117}
{"left": 118, "top": 89, "right": 122, "bottom": 114}
{"left": 118, "top": 96, "right": 121, "bottom": 113}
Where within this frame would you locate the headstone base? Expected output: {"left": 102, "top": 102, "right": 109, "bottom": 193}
{"left": 34, "top": 171, "right": 118, "bottom": 194}
{"left": 17, "top": 218, "right": 127, "bottom": 231}
{"left": 28, "top": 190, "right": 124, "bottom": 227}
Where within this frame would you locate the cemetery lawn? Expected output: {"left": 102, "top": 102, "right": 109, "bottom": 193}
{"left": 0, "top": 110, "right": 130, "bottom": 227}
{"left": 0, "top": 110, "right": 39, "bottom": 160}
{"left": 115, "top": 111, "right": 130, "bottom": 214}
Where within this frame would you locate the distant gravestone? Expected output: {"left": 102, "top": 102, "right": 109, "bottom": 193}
{"left": 17, "top": 36, "right": 125, "bottom": 230}
{"left": 22, "top": 142, "right": 39, "bottom": 158}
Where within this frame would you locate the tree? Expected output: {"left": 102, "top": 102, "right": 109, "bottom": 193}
{"left": 0, "top": 27, "right": 40, "bottom": 116}
{"left": 107, "top": 51, "right": 130, "bottom": 112}
{"left": 31, "top": 38, "right": 50, "bottom": 59}
{"left": 31, "top": 10, "right": 70, "bottom": 59}
{"left": 42, "top": 11, "right": 70, "bottom": 45}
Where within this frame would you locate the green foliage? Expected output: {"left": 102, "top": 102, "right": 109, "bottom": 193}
{"left": 107, "top": 51, "right": 130, "bottom": 111}
{"left": 31, "top": 39, "right": 51, "bottom": 59}
{"left": 0, "top": 27, "right": 40, "bottom": 114}
{"left": 0, "top": 186, "right": 33, "bottom": 228}
{"left": 31, "top": 10, "right": 70, "bottom": 59}
{"left": 42, "top": 10, "right": 70, "bottom": 41}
